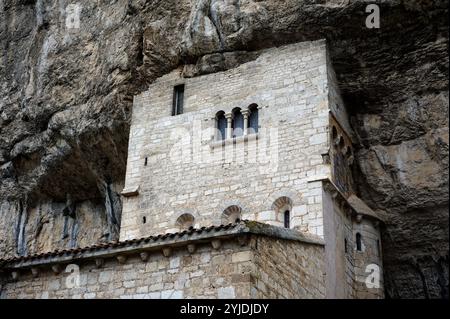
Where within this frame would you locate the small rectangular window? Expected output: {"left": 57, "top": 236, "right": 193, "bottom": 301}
{"left": 284, "top": 210, "right": 290, "bottom": 228}
{"left": 356, "top": 233, "right": 362, "bottom": 251}
{"left": 172, "top": 84, "right": 184, "bottom": 116}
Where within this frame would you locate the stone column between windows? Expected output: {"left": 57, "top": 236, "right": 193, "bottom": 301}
{"left": 241, "top": 109, "right": 250, "bottom": 136}
{"left": 225, "top": 112, "right": 233, "bottom": 139}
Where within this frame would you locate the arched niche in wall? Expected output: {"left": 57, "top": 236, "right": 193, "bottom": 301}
{"left": 271, "top": 196, "right": 293, "bottom": 228}
{"left": 176, "top": 213, "right": 195, "bottom": 230}
{"left": 329, "top": 115, "right": 356, "bottom": 195}
{"left": 221, "top": 205, "right": 242, "bottom": 225}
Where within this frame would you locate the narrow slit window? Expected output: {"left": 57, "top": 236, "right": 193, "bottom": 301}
{"left": 216, "top": 111, "right": 226, "bottom": 141}
{"left": 172, "top": 84, "right": 184, "bottom": 116}
{"left": 248, "top": 104, "right": 259, "bottom": 134}
{"left": 232, "top": 108, "right": 244, "bottom": 137}
{"left": 356, "top": 233, "right": 362, "bottom": 251}
{"left": 284, "top": 210, "right": 290, "bottom": 228}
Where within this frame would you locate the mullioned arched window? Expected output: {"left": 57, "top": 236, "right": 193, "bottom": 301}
{"left": 248, "top": 104, "right": 259, "bottom": 134}
{"left": 216, "top": 111, "right": 226, "bottom": 141}
{"left": 232, "top": 108, "right": 244, "bottom": 137}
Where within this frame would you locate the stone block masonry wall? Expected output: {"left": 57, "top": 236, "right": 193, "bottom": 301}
{"left": 121, "top": 40, "right": 335, "bottom": 241}
{"left": 0, "top": 234, "right": 325, "bottom": 299}
{"left": 322, "top": 186, "right": 355, "bottom": 298}
{"left": 353, "top": 218, "right": 384, "bottom": 299}
{"left": 251, "top": 236, "right": 326, "bottom": 298}
{"left": 0, "top": 240, "right": 253, "bottom": 299}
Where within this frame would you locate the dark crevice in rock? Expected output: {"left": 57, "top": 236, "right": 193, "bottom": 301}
{"left": 99, "top": 179, "right": 122, "bottom": 242}
{"left": 34, "top": 206, "right": 48, "bottom": 239}
{"left": 68, "top": 213, "right": 79, "bottom": 249}
{"left": 415, "top": 259, "right": 431, "bottom": 299}
{"left": 14, "top": 200, "right": 28, "bottom": 256}
{"left": 436, "top": 256, "right": 449, "bottom": 299}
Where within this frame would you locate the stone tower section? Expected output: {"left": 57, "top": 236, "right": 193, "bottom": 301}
{"left": 0, "top": 40, "right": 385, "bottom": 299}
{"left": 120, "top": 40, "right": 333, "bottom": 239}
{"left": 120, "top": 40, "right": 384, "bottom": 298}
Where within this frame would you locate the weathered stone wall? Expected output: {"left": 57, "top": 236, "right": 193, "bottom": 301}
{"left": 0, "top": 234, "right": 325, "bottom": 299}
{"left": 0, "top": 242, "right": 251, "bottom": 299}
{"left": 322, "top": 186, "right": 355, "bottom": 299}
{"left": 353, "top": 217, "right": 384, "bottom": 299}
{"left": 251, "top": 236, "right": 326, "bottom": 298}
{"left": 121, "top": 41, "right": 333, "bottom": 241}
{"left": 0, "top": 194, "right": 122, "bottom": 258}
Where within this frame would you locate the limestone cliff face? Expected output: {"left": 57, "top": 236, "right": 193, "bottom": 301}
{"left": 0, "top": 0, "right": 448, "bottom": 298}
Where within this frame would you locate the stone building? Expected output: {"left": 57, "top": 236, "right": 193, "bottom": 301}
{"left": 0, "top": 40, "right": 384, "bottom": 299}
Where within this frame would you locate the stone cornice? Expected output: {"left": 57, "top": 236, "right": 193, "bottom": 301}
{"left": 308, "top": 176, "right": 386, "bottom": 224}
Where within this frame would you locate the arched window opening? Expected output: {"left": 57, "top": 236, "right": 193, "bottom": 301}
{"left": 344, "top": 238, "right": 348, "bottom": 253}
{"left": 232, "top": 108, "right": 244, "bottom": 137}
{"left": 284, "top": 210, "right": 290, "bottom": 228}
{"left": 142, "top": 216, "right": 147, "bottom": 224}
{"left": 216, "top": 111, "right": 226, "bottom": 141}
{"left": 356, "top": 232, "right": 362, "bottom": 251}
{"left": 222, "top": 205, "right": 242, "bottom": 225}
{"left": 176, "top": 213, "right": 195, "bottom": 230}
{"left": 248, "top": 104, "right": 259, "bottom": 134}
{"left": 272, "top": 196, "right": 293, "bottom": 226}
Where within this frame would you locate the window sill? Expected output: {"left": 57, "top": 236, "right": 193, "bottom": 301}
{"left": 121, "top": 186, "right": 140, "bottom": 197}
{"left": 209, "top": 133, "right": 259, "bottom": 149}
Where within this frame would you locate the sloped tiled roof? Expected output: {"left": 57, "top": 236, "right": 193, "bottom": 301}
{"left": 0, "top": 220, "right": 324, "bottom": 270}
{"left": 0, "top": 223, "right": 240, "bottom": 265}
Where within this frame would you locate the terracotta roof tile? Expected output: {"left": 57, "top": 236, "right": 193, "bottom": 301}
{"left": 0, "top": 221, "right": 241, "bottom": 265}
{"left": 0, "top": 221, "right": 327, "bottom": 270}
